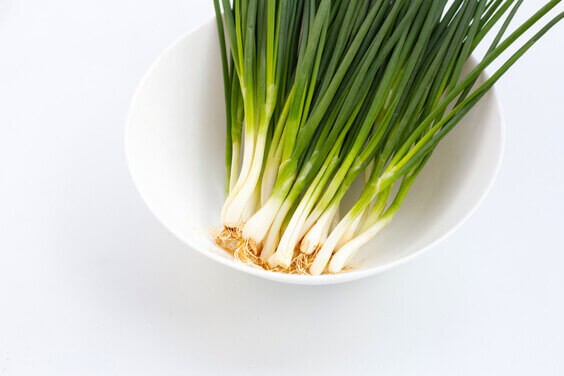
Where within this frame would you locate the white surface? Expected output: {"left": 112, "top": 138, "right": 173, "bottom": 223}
{"left": 0, "top": 0, "right": 563, "bottom": 374}
{"left": 125, "top": 20, "right": 504, "bottom": 285}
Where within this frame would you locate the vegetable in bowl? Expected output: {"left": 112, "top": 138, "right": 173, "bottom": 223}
{"left": 212, "top": 0, "right": 563, "bottom": 275}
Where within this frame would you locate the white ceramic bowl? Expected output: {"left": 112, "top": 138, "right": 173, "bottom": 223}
{"left": 125, "top": 19, "right": 505, "bottom": 285}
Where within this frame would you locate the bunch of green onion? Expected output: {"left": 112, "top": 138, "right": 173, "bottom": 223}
{"left": 212, "top": 0, "right": 562, "bottom": 275}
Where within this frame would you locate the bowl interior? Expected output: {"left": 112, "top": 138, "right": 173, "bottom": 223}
{"left": 125, "top": 20, "right": 503, "bottom": 285}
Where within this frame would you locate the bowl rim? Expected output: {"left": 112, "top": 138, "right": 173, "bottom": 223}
{"left": 125, "top": 18, "right": 506, "bottom": 285}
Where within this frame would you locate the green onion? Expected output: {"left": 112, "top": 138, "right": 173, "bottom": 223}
{"left": 212, "top": 0, "right": 563, "bottom": 274}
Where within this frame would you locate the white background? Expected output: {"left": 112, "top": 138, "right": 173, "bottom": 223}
{"left": 1, "top": 1, "right": 563, "bottom": 375}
